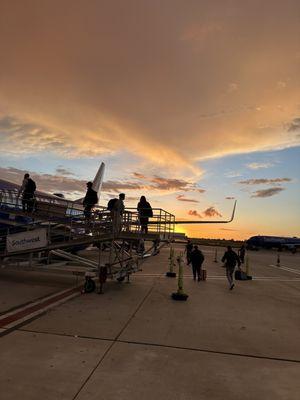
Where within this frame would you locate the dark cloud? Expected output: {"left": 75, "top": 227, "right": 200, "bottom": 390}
{"left": 288, "top": 117, "right": 300, "bottom": 132}
{"left": 239, "top": 178, "right": 291, "bottom": 185}
{"left": 176, "top": 195, "right": 199, "bottom": 203}
{"left": 251, "top": 187, "right": 285, "bottom": 198}
{"left": 0, "top": 166, "right": 202, "bottom": 198}
{"left": 55, "top": 166, "right": 74, "bottom": 176}
{"left": 148, "top": 176, "right": 193, "bottom": 191}
{"left": 188, "top": 210, "right": 202, "bottom": 218}
{"left": 0, "top": 166, "right": 86, "bottom": 195}
{"left": 203, "top": 206, "right": 222, "bottom": 217}
{"left": 225, "top": 196, "right": 235, "bottom": 200}
{"left": 103, "top": 180, "right": 143, "bottom": 192}
{"left": 133, "top": 172, "right": 205, "bottom": 193}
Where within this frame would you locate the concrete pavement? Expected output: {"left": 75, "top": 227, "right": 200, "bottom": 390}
{"left": 0, "top": 244, "right": 299, "bottom": 399}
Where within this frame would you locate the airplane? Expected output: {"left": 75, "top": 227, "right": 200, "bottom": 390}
{"left": 0, "top": 162, "right": 105, "bottom": 251}
{"left": 246, "top": 235, "right": 300, "bottom": 252}
{"left": 0, "top": 160, "right": 236, "bottom": 243}
{"left": 0, "top": 162, "right": 105, "bottom": 222}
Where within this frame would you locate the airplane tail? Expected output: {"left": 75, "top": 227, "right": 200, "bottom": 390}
{"left": 92, "top": 162, "right": 105, "bottom": 204}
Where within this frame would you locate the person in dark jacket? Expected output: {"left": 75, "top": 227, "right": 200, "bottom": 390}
{"left": 137, "top": 196, "right": 153, "bottom": 234}
{"left": 190, "top": 245, "right": 205, "bottom": 281}
{"left": 222, "top": 246, "right": 241, "bottom": 290}
{"left": 185, "top": 240, "right": 193, "bottom": 264}
{"left": 19, "top": 173, "right": 36, "bottom": 212}
{"left": 238, "top": 244, "right": 246, "bottom": 264}
{"left": 83, "top": 182, "right": 98, "bottom": 220}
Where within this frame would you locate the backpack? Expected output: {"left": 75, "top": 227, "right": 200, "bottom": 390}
{"left": 107, "top": 198, "right": 118, "bottom": 211}
{"left": 25, "top": 178, "right": 36, "bottom": 193}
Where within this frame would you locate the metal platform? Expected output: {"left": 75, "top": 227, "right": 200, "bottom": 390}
{"left": 0, "top": 189, "right": 175, "bottom": 292}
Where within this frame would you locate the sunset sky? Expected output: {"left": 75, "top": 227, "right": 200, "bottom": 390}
{"left": 0, "top": 1, "right": 299, "bottom": 239}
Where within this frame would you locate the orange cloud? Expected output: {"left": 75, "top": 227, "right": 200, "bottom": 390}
{"left": 0, "top": 2, "right": 300, "bottom": 168}
{"left": 188, "top": 210, "right": 202, "bottom": 218}
{"left": 202, "top": 207, "right": 222, "bottom": 218}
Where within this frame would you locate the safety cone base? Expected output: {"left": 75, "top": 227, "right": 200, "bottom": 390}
{"left": 171, "top": 292, "right": 188, "bottom": 301}
{"left": 166, "top": 272, "right": 176, "bottom": 278}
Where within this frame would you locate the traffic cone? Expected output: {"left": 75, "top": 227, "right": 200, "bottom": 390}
{"left": 172, "top": 253, "right": 188, "bottom": 301}
{"left": 166, "top": 246, "right": 176, "bottom": 277}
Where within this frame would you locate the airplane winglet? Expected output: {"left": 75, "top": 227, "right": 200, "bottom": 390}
{"left": 173, "top": 200, "right": 237, "bottom": 224}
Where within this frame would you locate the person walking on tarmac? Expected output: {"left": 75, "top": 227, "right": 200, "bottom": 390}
{"left": 222, "top": 246, "right": 241, "bottom": 290}
{"left": 19, "top": 173, "right": 36, "bottom": 212}
{"left": 238, "top": 244, "right": 246, "bottom": 264}
{"left": 190, "top": 245, "right": 205, "bottom": 281}
{"left": 83, "top": 182, "right": 98, "bottom": 220}
{"left": 137, "top": 195, "right": 153, "bottom": 234}
{"left": 185, "top": 240, "right": 193, "bottom": 264}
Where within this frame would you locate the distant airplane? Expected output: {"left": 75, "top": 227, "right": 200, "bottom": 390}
{"left": 246, "top": 235, "right": 300, "bottom": 252}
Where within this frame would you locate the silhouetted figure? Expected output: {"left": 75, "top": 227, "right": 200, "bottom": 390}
{"left": 238, "top": 244, "right": 246, "bottom": 264}
{"left": 190, "top": 245, "right": 205, "bottom": 281}
{"left": 222, "top": 246, "right": 241, "bottom": 290}
{"left": 137, "top": 196, "right": 153, "bottom": 234}
{"left": 185, "top": 240, "right": 193, "bottom": 264}
{"left": 19, "top": 173, "right": 36, "bottom": 212}
{"left": 83, "top": 181, "right": 98, "bottom": 220}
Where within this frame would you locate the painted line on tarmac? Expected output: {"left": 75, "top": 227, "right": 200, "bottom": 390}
{"left": 0, "top": 289, "right": 62, "bottom": 317}
{"left": 0, "top": 286, "right": 82, "bottom": 333}
{"left": 269, "top": 264, "right": 300, "bottom": 275}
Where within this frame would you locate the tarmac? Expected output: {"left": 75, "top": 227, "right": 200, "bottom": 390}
{"left": 0, "top": 244, "right": 299, "bottom": 399}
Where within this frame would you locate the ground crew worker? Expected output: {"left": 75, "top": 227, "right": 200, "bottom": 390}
{"left": 190, "top": 245, "right": 205, "bottom": 281}
{"left": 222, "top": 246, "right": 241, "bottom": 290}
{"left": 83, "top": 182, "right": 98, "bottom": 220}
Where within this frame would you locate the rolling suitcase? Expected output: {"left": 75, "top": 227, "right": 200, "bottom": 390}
{"left": 201, "top": 269, "right": 207, "bottom": 281}
{"left": 235, "top": 270, "right": 251, "bottom": 280}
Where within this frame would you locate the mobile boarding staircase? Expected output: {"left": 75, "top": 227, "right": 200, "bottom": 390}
{"left": 0, "top": 190, "right": 175, "bottom": 292}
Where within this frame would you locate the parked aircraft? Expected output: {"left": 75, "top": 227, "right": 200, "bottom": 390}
{"left": 0, "top": 162, "right": 105, "bottom": 225}
{"left": 0, "top": 163, "right": 105, "bottom": 252}
{"left": 246, "top": 235, "right": 300, "bottom": 252}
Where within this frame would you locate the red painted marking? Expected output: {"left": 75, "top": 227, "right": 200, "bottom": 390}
{"left": 0, "top": 287, "right": 81, "bottom": 328}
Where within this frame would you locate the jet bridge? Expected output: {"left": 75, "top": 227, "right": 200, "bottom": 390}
{"left": 0, "top": 189, "right": 175, "bottom": 292}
